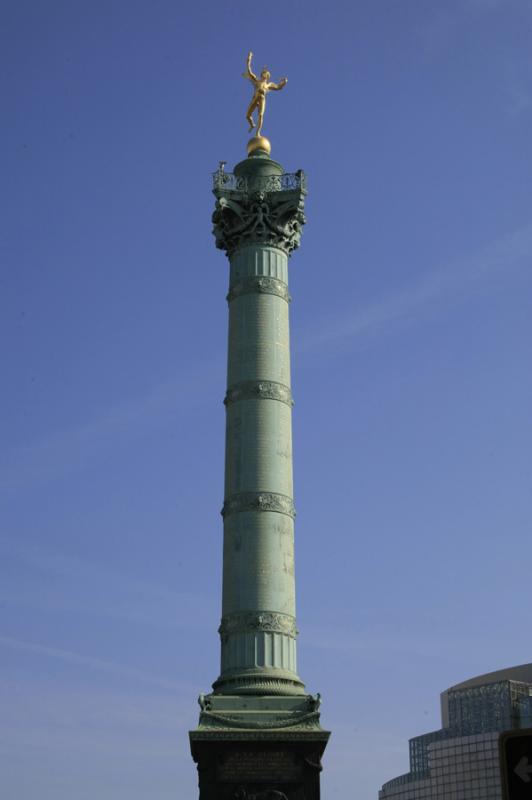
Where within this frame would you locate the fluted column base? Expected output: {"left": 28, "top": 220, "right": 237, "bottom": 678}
{"left": 213, "top": 666, "right": 305, "bottom": 696}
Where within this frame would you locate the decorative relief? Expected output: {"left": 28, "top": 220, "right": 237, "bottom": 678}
{"left": 212, "top": 673, "right": 304, "bottom": 696}
{"left": 224, "top": 380, "right": 293, "bottom": 408}
{"left": 219, "top": 750, "right": 301, "bottom": 787}
{"left": 306, "top": 693, "right": 321, "bottom": 713}
{"left": 227, "top": 276, "right": 290, "bottom": 304}
{"left": 212, "top": 189, "right": 306, "bottom": 257}
{"left": 222, "top": 491, "right": 295, "bottom": 520}
{"left": 304, "top": 755, "right": 323, "bottom": 772}
{"left": 199, "top": 709, "right": 321, "bottom": 731}
{"left": 219, "top": 611, "right": 297, "bottom": 639}
{"left": 213, "top": 168, "right": 306, "bottom": 194}
{"left": 233, "top": 789, "right": 288, "bottom": 800}
{"left": 193, "top": 730, "right": 328, "bottom": 741}
{"left": 198, "top": 693, "right": 212, "bottom": 712}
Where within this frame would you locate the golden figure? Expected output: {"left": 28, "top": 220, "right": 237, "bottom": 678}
{"left": 243, "top": 51, "right": 288, "bottom": 138}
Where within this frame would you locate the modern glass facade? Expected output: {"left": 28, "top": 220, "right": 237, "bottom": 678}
{"left": 379, "top": 664, "right": 532, "bottom": 800}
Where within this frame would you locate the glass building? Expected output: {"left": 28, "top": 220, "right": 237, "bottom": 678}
{"left": 379, "top": 664, "right": 532, "bottom": 800}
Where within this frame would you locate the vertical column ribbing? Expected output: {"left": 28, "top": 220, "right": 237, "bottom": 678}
{"left": 209, "top": 152, "right": 307, "bottom": 697}
{"left": 214, "top": 245, "right": 304, "bottom": 696}
{"left": 190, "top": 153, "right": 329, "bottom": 800}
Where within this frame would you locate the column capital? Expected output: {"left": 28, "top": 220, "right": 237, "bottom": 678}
{"left": 212, "top": 164, "right": 306, "bottom": 257}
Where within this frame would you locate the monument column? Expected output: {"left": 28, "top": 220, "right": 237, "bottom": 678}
{"left": 190, "top": 53, "right": 329, "bottom": 800}
{"left": 214, "top": 145, "right": 305, "bottom": 698}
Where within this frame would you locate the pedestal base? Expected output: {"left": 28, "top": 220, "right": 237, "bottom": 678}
{"left": 190, "top": 695, "right": 329, "bottom": 800}
{"left": 190, "top": 731, "right": 329, "bottom": 800}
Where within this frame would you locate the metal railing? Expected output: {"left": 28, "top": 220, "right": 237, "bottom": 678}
{"left": 213, "top": 167, "right": 306, "bottom": 193}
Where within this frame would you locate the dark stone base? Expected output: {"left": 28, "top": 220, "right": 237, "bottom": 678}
{"left": 190, "top": 732, "right": 329, "bottom": 800}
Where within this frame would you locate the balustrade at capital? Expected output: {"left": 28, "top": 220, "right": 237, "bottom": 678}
{"left": 213, "top": 168, "right": 306, "bottom": 194}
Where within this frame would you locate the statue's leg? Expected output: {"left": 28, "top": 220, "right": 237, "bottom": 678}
{"left": 256, "top": 98, "right": 266, "bottom": 137}
{"left": 246, "top": 100, "right": 256, "bottom": 131}
{"left": 256, "top": 112, "right": 263, "bottom": 136}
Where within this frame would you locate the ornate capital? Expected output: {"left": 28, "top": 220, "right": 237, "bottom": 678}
{"left": 224, "top": 380, "right": 293, "bottom": 408}
{"left": 222, "top": 491, "right": 296, "bottom": 520}
{"left": 212, "top": 188, "right": 306, "bottom": 257}
{"left": 219, "top": 611, "right": 298, "bottom": 639}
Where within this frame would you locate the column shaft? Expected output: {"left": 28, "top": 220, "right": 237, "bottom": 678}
{"left": 215, "top": 246, "right": 303, "bottom": 695}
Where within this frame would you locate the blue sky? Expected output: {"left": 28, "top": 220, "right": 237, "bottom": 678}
{"left": 1, "top": 1, "right": 531, "bottom": 798}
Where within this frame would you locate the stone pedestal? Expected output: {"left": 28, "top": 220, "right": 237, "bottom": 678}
{"left": 191, "top": 732, "right": 329, "bottom": 800}
{"left": 191, "top": 694, "right": 328, "bottom": 799}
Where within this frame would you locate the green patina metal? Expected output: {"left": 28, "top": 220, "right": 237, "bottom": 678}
{"left": 214, "top": 148, "right": 304, "bottom": 704}
{"left": 191, "top": 147, "right": 328, "bottom": 741}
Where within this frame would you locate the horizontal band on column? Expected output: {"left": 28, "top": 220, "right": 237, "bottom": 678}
{"left": 218, "top": 610, "right": 298, "bottom": 639}
{"left": 211, "top": 670, "right": 306, "bottom": 697}
{"left": 221, "top": 491, "right": 296, "bottom": 519}
{"left": 227, "top": 276, "right": 290, "bottom": 304}
{"left": 224, "top": 379, "right": 294, "bottom": 408}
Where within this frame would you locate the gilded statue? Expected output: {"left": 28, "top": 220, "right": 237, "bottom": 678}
{"left": 243, "top": 51, "right": 287, "bottom": 138}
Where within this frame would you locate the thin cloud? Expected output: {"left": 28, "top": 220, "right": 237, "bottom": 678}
{"left": 300, "top": 617, "right": 520, "bottom": 664}
{"left": 297, "top": 221, "right": 532, "bottom": 353}
{"left": 0, "top": 677, "right": 196, "bottom": 763}
{"left": 417, "top": 1, "right": 506, "bottom": 55}
{"left": 466, "top": 0, "right": 504, "bottom": 9}
{"left": 0, "top": 356, "right": 223, "bottom": 493}
{"left": 0, "top": 537, "right": 212, "bottom": 631}
{"left": 2, "top": 224, "right": 531, "bottom": 494}
{"left": 506, "top": 84, "right": 531, "bottom": 117}
{"left": 0, "top": 634, "right": 184, "bottom": 692}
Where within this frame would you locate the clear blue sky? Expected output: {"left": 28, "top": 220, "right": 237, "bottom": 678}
{"left": 1, "top": 1, "right": 531, "bottom": 798}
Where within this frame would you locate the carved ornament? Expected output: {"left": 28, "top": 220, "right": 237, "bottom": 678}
{"left": 224, "top": 380, "right": 293, "bottom": 408}
{"left": 199, "top": 709, "right": 321, "bottom": 731}
{"left": 192, "top": 730, "right": 328, "bottom": 741}
{"left": 213, "top": 189, "right": 306, "bottom": 257}
{"left": 219, "top": 611, "right": 297, "bottom": 639}
{"left": 227, "top": 275, "right": 290, "bottom": 304}
{"left": 234, "top": 790, "right": 288, "bottom": 800}
{"left": 222, "top": 491, "right": 295, "bottom": 520}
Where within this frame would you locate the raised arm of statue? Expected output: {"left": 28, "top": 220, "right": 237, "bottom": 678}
{"left": 243, "top": 50, "right": 257, "bottom": 82}
{"left": 267, "top": 77, "right": 288, "bottom": 92}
